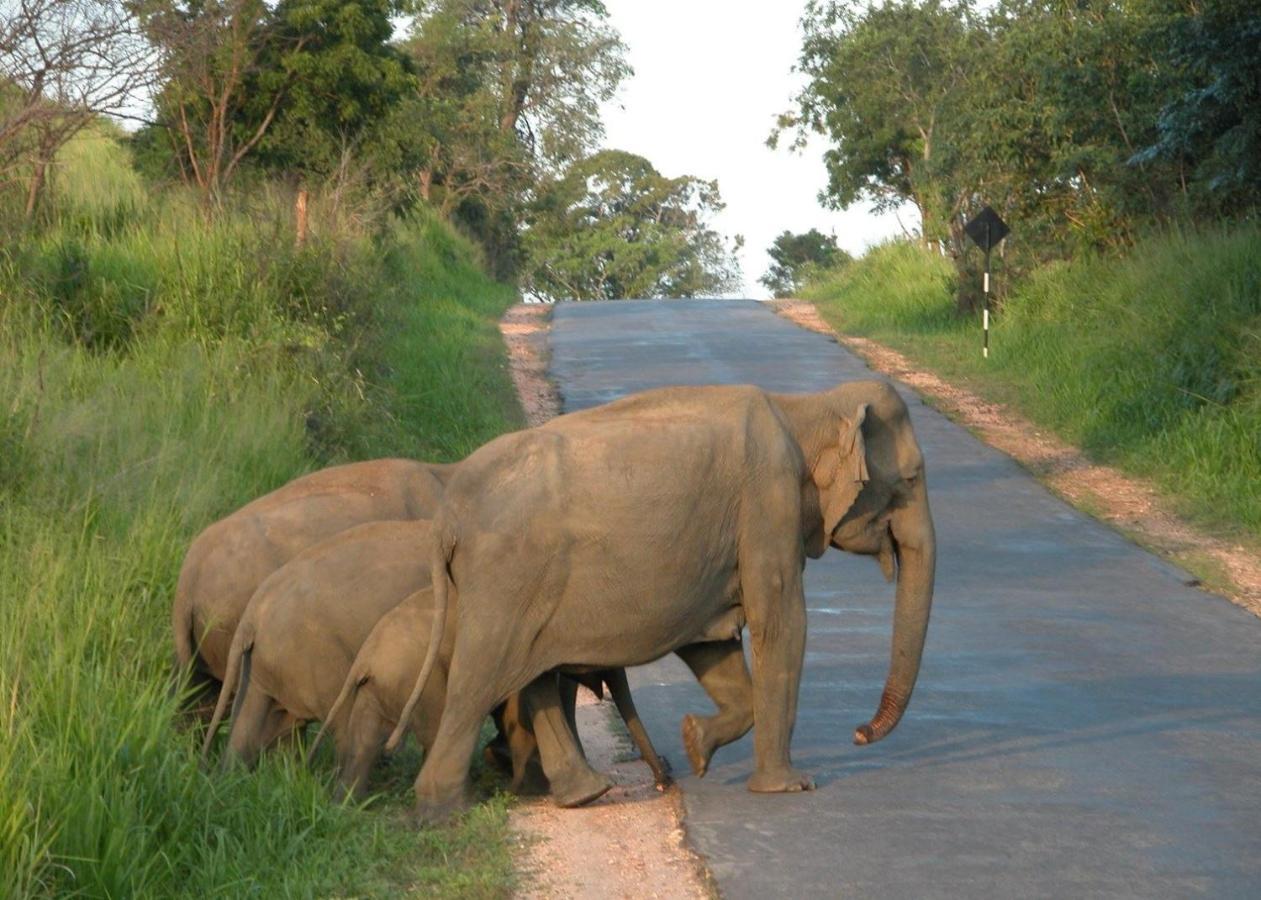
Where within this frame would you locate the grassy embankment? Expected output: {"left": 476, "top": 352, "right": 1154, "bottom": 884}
{"left": 800, "top": 229, "right": 1261, "bottom": 544}
{"left": 0, "top": 129, "right": 522, "bottom": 897}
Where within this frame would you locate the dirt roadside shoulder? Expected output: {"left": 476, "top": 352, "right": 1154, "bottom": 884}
{"left": 498, "top": 303, "right": 714, "bottom": 900}
{"left": 770, "top": 298, "right": 1261, "bottom": 618}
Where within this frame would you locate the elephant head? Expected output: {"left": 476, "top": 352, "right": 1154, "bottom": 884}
{"left": 773, "top": 380, "right": 937, "bottom": 747}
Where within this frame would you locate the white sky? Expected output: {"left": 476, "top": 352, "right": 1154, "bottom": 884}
{"left": 597, "top": 0, "right": 911, "bottom": 298}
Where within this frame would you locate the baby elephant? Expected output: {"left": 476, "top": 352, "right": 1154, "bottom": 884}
{"left": 201, "top": 519, "right": 432, "bottom": 768}
{"left": 201, "top": 519, "right": 668, "bottom": 805}
{"left": 317, "top": 588, "right": 672, "bottom": 802}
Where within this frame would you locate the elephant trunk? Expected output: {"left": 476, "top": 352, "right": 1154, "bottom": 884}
{"left": 853, "top": 485, "right": 935, "bottom": 746}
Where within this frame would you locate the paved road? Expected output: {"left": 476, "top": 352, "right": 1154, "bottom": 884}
{"left": 547, "top": 299, "right": 1261, "bottom": 899}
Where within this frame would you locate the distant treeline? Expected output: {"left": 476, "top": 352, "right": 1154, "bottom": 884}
{"left": 773, "top": 0, "right": 1259, "bottom": 308}
{"left": 1, "top": 0, "right": 742, "bottom": 300}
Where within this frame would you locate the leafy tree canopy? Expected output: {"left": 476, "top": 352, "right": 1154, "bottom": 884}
{"left": 1134, "top": 0, "right": 1261, "bottom": 210}
{"left": 521, "top": 149, "right": 743, "bottom": 301}
{"left": 760, "top": 228, "right": 850, "bottom": 298}
{"left": 250, "top": 0, "right": 415, "bottom": 180}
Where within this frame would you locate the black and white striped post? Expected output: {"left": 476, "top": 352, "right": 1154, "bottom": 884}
{"left": 983, "top": 232, "right": 991, "bottom": 358}
{"left": 964, "top": 206, "right": 1009, "bottom": 359}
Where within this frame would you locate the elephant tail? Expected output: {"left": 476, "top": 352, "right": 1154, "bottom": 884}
{"left": 384, "top": 523, "right": 453, "bottom": 753}
{"left": 171, "top": 585, "right": 197, "bottom": 675}
{"left": 200, "top": 621, "right": 253, "bottom": 762}
{"left": 307, "top": 659, "right": 369, "bottom": 766}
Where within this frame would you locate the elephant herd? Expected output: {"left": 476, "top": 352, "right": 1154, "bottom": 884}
{"left": 181, "top": 379, "right": 936, "bottom": 824}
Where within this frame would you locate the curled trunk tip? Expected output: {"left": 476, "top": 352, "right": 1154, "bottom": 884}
{"left": 853, "top": 687, "right": 908, "bottom": 746}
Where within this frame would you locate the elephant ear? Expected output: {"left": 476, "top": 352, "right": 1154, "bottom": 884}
{"left": 815, "top": 403, "right": 870, "bottom": 539}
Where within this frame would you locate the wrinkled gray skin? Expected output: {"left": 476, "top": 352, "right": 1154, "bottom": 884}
{"left": 321, "top": 588, "right": 672, "bottom": 803}
{"left": 393, "top": 381, "right": 935, "bottom": 823}
{"left": 173, "top": 459, "right": 448, "bottom": 699}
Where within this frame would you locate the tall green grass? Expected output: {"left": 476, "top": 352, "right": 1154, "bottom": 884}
{"left": 1, "top": 129, "right": 521, "bottom": 897}
{"left": 801, "top": 229, "right": 1261, "bottom": 540}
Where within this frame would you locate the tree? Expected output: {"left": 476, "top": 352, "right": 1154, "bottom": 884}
{"left": 776, "top": 0, "right": 979, "bottom": 247}
{"left": 521, "top": 149, "right": 742, "bottom": 301}
{"left": 397, "top": 0, "right": 631, "bottom": 273}
{"left": 1134, "top": 0, "right": 1261, "bottom": 214}
{"left": 0, "top": 0, "right": 154, "bottom": 216}
{"left": 247, "top": 0, "right": 414, "bottom": 183}
{"left": 457, "top": 0, "right": 631, "bottom": 168}
{"left": 760, "top": 229, "right": 849, "bottom": 298}
{"left": 398, "top": 5, "right": 530, "bottom": 218}
{"left": 139, "top": 0, "right": 308, "bottom": 203}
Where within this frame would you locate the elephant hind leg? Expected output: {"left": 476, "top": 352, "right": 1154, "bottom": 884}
{"left": 676, "top": 639, "right": 754, "bottom": 777}
{"left": 603, "top": 668, "right": 672, "bottom": 788}
{"left": 413, "top": 640, "right": 524, "bottom": 824}
{"left": 225, "top": 686, "right": 277, "bottom": 771}
{"left": 522, "top": 673, "right": 611, "bottom": 809}
{"left": 334, "top": 694, "right": 389, "bottom": 802}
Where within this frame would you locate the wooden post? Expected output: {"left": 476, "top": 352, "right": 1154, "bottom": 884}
{"left": 294, "top": 188, "right": 308, "bottom": 248}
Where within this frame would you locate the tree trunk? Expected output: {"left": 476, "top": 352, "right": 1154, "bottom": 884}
{"left": 294, "top": 188, "right": 309, "bottom": 248}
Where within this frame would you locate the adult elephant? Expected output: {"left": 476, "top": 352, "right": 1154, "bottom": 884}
{"left": 392, "top": 379, "right": 935, "bottom": 822}
{"left": 172, "top": 458, "right": 449, "bottom": 698}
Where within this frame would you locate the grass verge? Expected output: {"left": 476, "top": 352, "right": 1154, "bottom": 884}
{"left": 0, "top": 128, "right": 521, "bottom": 897}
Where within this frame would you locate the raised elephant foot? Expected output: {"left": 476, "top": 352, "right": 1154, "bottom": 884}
{"left": 747, "top": 766, "right": 816, "bottom": 794}
{"left": 681, "top": 714, "right": 713, "bottom": 777}
{"left": 550, "top": 765, "right": 613, "bottom": 808}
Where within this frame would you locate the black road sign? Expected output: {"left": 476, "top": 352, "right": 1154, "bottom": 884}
{"left": 965, "top": 206, "right": 1009, "bottom": 252}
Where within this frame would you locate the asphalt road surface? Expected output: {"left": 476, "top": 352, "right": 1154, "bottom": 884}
{"left": 547, "top": 299, "right": 1261, "bottom": 899}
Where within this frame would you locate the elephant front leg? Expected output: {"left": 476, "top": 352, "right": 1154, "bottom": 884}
{"left": 523, "top": 673, "right": 613, "bottom": 808}
{"left": 675, "top": 638, "right": 753, "bottom": 777}
{"left": 741, "top": 560, "right": 814, "bottom": 794}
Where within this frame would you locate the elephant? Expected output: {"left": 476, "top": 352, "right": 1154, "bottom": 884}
{"left": 200, "top": 519, "right": 437, "bottom": 769}
{"left": 315, "top": 586, "right": 672, "bottom": 801}
{"left": 173, "top": 458, "right": 449, "bottom": 701}
{"left": 200, "top": 519, "right": 672, "bottom": 806}
{"left": 390, "top": 379, "right": 935, "bottom": 822}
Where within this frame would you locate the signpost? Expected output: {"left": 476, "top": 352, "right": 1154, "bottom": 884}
{"left": 964, "top": 205, "right": 1009, "bottom": 358}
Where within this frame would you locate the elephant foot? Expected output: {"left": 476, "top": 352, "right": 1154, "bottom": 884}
{"left": 681, "top": 714, "right": 712, "bottom": 777}
{"left": 648, "top": 754, "right": 673, "bottom": 790}
{"left": 331, "top": 777, "right": 370, "bottom": 805}
{"left": 410, "top": 792, "right": 470, "bottom": 828}
{"left": 550, "top": 766, "right": 613, "bottom": 809}
{"left": 747, "top": 766, "right": 815, "bottom": 794}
